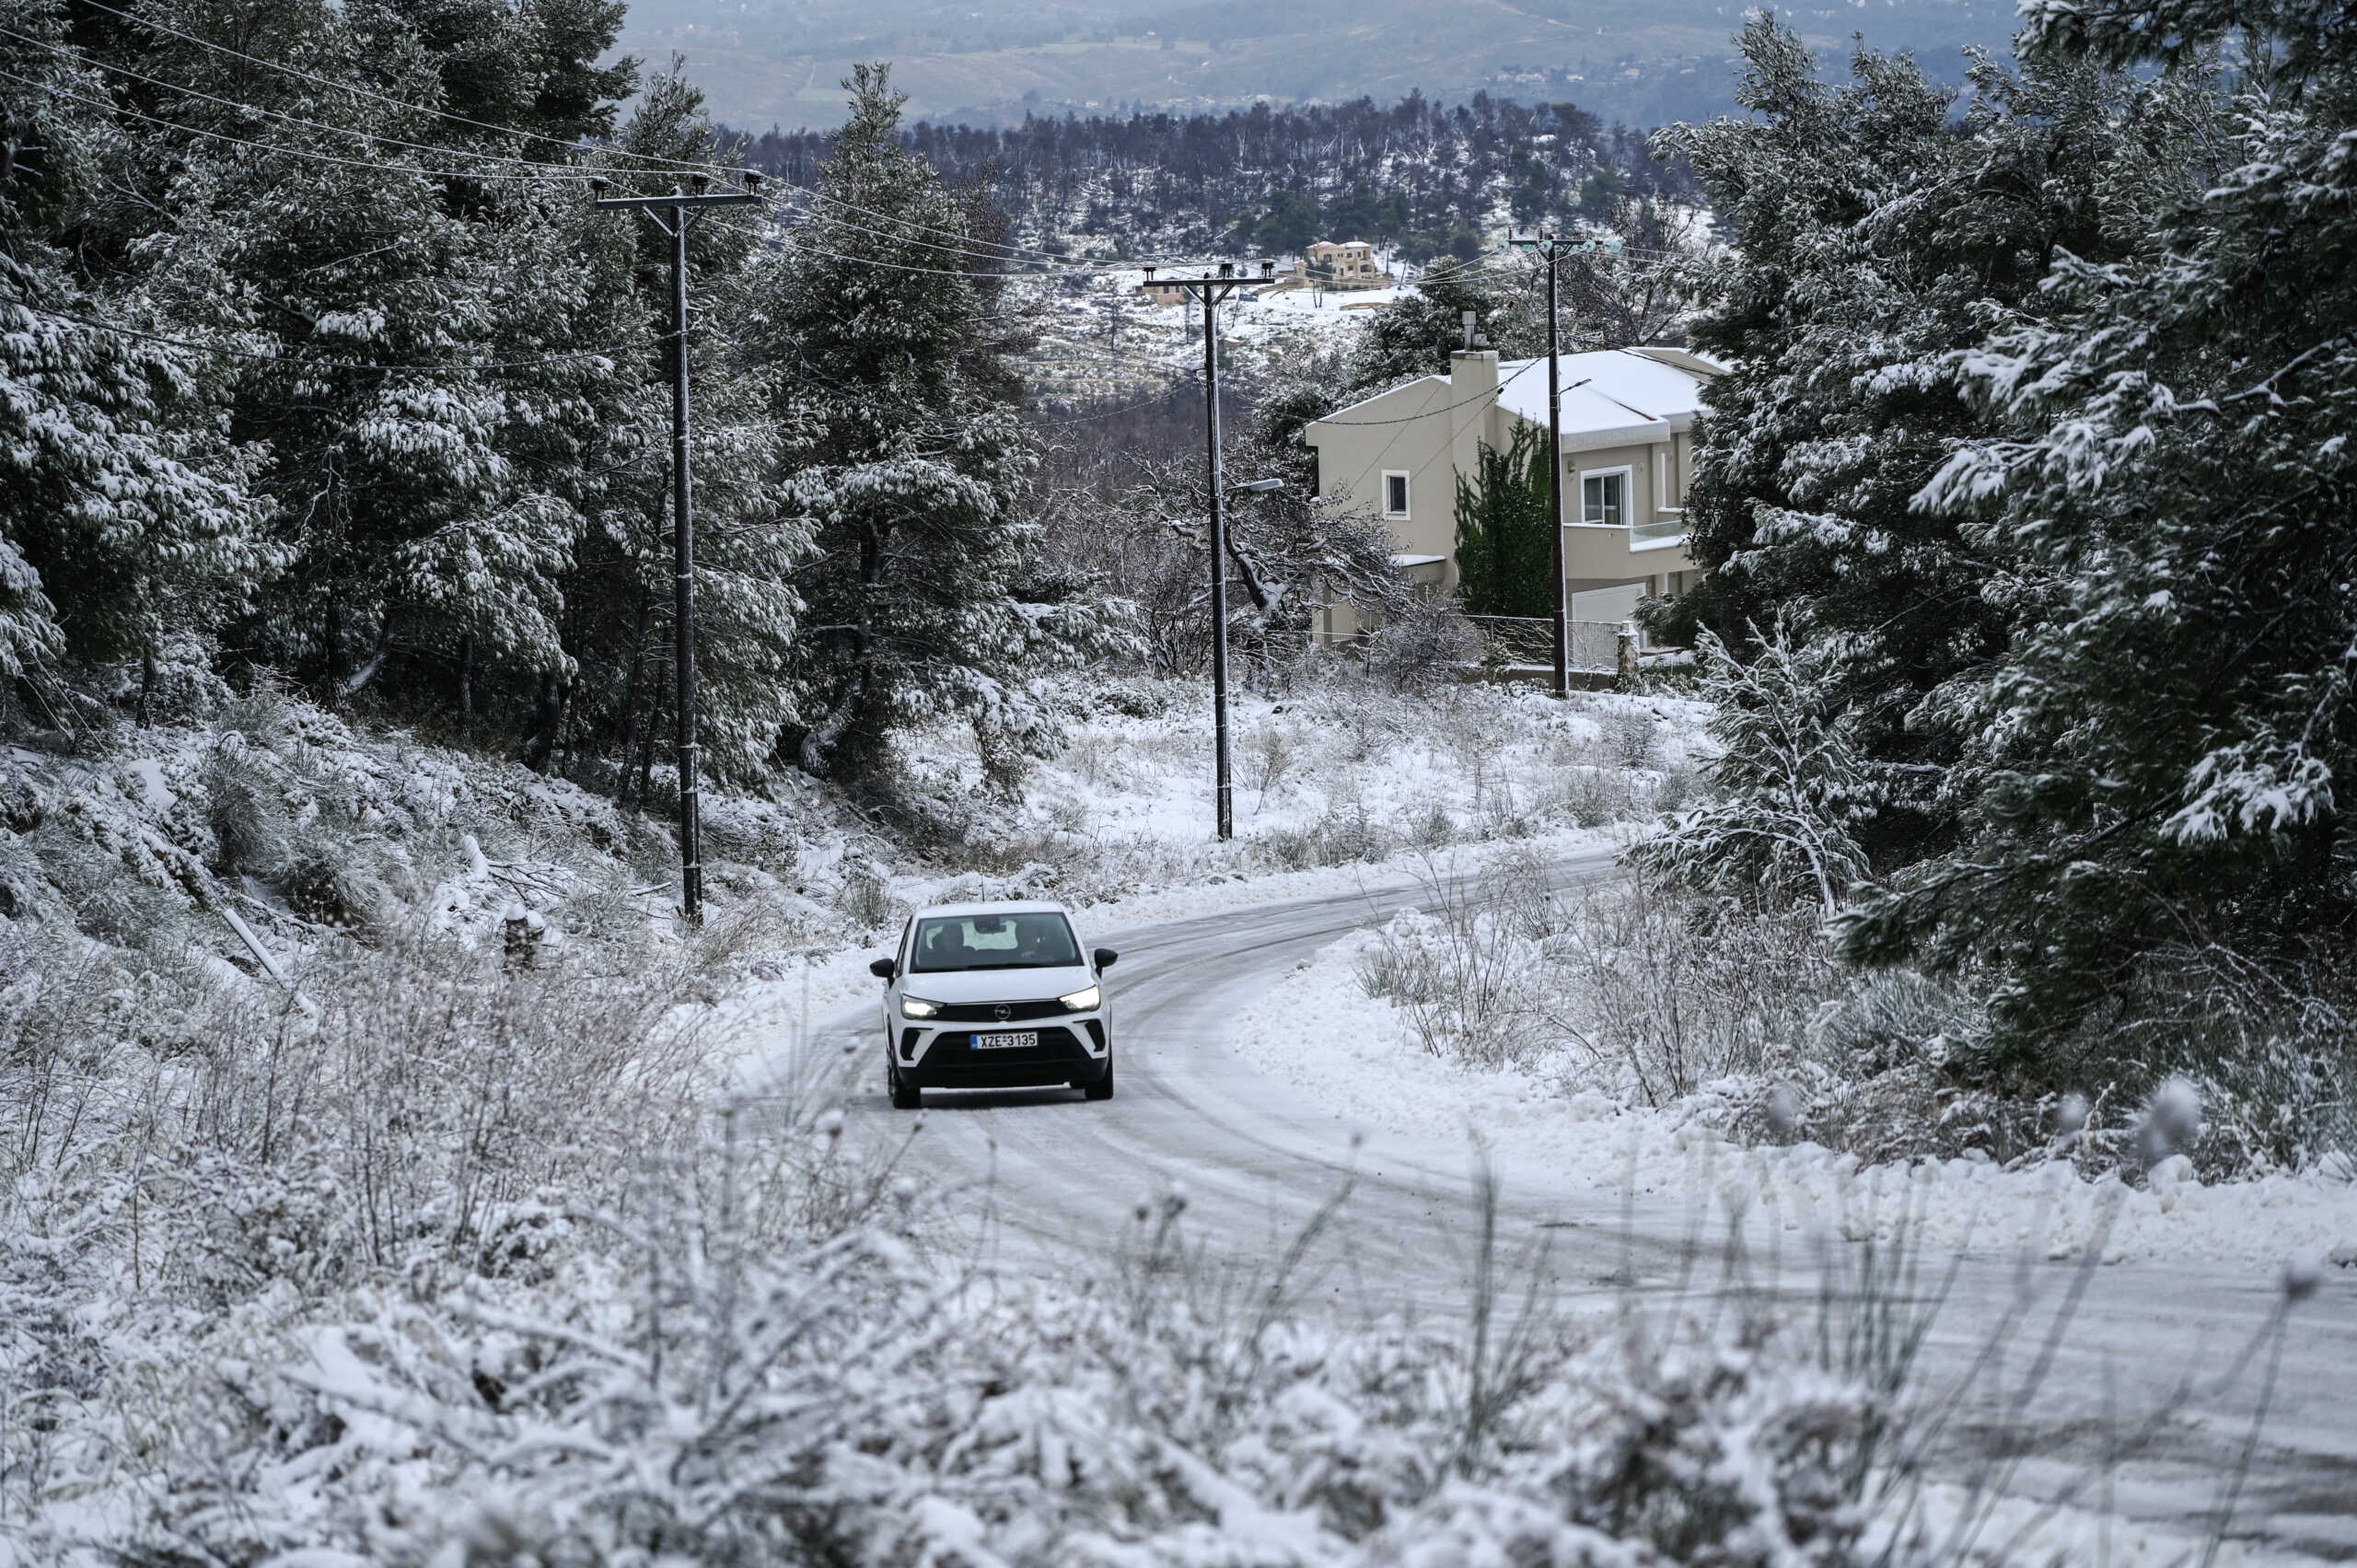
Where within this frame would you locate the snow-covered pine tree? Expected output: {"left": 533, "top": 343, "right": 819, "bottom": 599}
{"left": 1451, "top": 422, "right": 1553, "bottom": 620}
{"left": 1846, "top": 0, "right": 2357, "bottom": 1063}
{"left": 761, "top": 64, "right": 1119, "bottom": 787}
{"left": 92, "top": 0, "right": 646, "bottom": 741}
{"left": 99, "top": 1, "right": 527, "bottom": 698}
{"left": 553, "top": 68, "right": 804, "bottom": 793}
{"left": 0, "top": 1, "right": 265, "bottom": 714}
{"left": 1655, "top": 21, "right": 2171, "bottom": 875}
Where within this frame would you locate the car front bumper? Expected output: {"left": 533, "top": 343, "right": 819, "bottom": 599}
{"left": 897, "top": 1015, "right": 1109, "bottom": 1090}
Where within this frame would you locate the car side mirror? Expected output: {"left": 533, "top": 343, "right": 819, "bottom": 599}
{"left": 1093, "top": 947, "right": 1119, "bottom": 970}
{"left": 869, "top": 958, "right": 897, "bottom": 981}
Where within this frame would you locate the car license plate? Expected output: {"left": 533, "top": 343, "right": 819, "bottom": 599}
{"left": 972, "top": 1030, "right": 1038, "bottom": 1051}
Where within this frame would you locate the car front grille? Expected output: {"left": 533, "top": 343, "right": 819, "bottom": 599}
{"left": 933, "top": 997, "right": 1068, "bottom": 1024}
{"left": 929, "top": 1026, "right": 1083, "bottom": 1067}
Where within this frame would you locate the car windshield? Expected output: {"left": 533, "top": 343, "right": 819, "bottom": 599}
{"left": 910, "top": 912, "right": 1082, "bottom": 973}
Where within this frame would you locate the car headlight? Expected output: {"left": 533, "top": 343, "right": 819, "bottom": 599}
{"left": 900, "top": 995, "right": 943, "bottom": 1019}
{"left": 1058, "top": 984, "right": 1101, "bottom": 1012}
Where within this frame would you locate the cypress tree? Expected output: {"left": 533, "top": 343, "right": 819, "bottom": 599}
{"left": 1451, "top": 423, "right": 1553, "bottom": 620}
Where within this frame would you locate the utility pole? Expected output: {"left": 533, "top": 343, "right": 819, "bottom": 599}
{"left": 594, "top": 172, "right": 762, "bottom": 923}
{"left": 1509, "top": 231, "right": 1598, "bottom": 699}
{"left": 1144, "top": 258, "right": 1276, "bottom": 841}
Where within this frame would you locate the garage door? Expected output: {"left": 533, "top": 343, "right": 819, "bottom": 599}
{"left": 1571, "top": 583, "right": 1643, "bottom": 625}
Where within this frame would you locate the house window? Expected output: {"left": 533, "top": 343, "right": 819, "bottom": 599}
{"left": 1383, "top": 470, "right": 1411, "bottom": 517}
{"left": 1581, "top": 468, "right": 1629, "bottom": 527}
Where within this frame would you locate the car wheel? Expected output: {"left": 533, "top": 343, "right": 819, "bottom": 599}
{"left": 888, "top": 1061, "right": 922, "bottom": 1110}
{"left": 1083, "top": 1054, "right": 1114, "bottom": 1102}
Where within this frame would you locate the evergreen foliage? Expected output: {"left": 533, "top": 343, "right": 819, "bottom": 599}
{"left": 1842, "top": 0, "right": 2357, "bottom": 1060}
{"left": 737, "top": 92, "right": 1694, "bottom": 264}
{"left": 757, "top": 64, "right": 1121, "bottom": 788}
{"left": 1662, "top": 0, "right": 2357, "bottom": 1105}
{"left": 1341, "top": 258, "right": 1545, "bottom": 394}
{"left": 1451, "top": 422, "right": 1554, "bottom": 619}
{"left": 1654, "top": 18, "right": 2168, "bottom": 874}
{"left": 1631, "top": 616, "right": 1875, "bottom": 917}
{"left": 0, "top": 4, "right": 268, "bottom": 702}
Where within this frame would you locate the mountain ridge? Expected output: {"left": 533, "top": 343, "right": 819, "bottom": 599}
{"left": 621, "top": 0, "right": 2023, "bottom": 130}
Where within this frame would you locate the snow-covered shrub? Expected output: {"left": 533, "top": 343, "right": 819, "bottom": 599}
{"left": 1547, "top": 876, "right": 1834, "bottom": 1107}
{"left": 1551, "top": 765, "right": 1637, "bottom": 829}
{"left": 837, "top": 854, "right": 899, "bottom": 931}
{"left": 1259, "top": 804, "right": 1396, "bottom": 872}
{"left": 1354, "top": 860, "right": 1554, "bottom": 1068}
{"left": 1361, "top": 600, "right": 1480, "bottom": 691}
{"left": 1631, "top": 619, "right": 1875, "bottom": 918}
{"left": 20, "top": 818, "right": 189, "bottom": 952}
{"left": 198, "top": 737, "right": 292, "bottom": 878}
{"left": 118, "top": 1156, "right": 1952, "bottom": 1568}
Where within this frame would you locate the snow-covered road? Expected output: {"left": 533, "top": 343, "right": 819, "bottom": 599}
{"left": 806, "top": 854, "right": 2357, "bottom": 1563}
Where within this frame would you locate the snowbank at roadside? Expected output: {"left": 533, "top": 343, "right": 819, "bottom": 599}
{"left": 1228, "top": 929, "right": 2357, "bottom": 1271}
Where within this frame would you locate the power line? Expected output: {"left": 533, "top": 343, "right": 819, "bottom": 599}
{"left": 13, "top": 299, "right": 689, "bottom": 373}
{"left": 69, "top": 0, "right": 1100, "bottom": 269}
{"left": 1311, "top": 355, "right": 1542, "bottom": 427}
{"left": 70, "top": 0, "right": 725, "bottom": 177}
{"left": 0, "top": 63, "right": 613, "bottom": 182}
{"left": 0, "top": 23, "right": 639, "bottom": 181}
{"left": 9, "top": 45, "right": 1095, "bottom": 277}
{"left": 53, "top": 5, "right": 1700, "bottom": 275}
{"left": 1031, "top": 387, "right": 1190, "bottom": 427}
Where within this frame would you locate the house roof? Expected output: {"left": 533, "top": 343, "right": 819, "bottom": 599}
{"left": 1305, "top": 347, "right": 1720, "bottom": 446}
{"left": 1496, "top": 348, "right": 1717, "bottom": 442}
{"left": 1312, "top": 372, "right": 1447, "bottom": 426}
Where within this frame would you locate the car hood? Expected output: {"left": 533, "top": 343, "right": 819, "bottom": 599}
{"left": 902, "top": 966, "right": 1096, "bottom": 1004}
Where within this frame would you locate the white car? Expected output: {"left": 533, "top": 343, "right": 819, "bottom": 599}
{"left": 869, "top": 900, "right": 1118, "bottom": 1109}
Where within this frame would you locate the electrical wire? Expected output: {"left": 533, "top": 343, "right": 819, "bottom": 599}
{"left": 1313, "top": 354, "right": 1545, "bottom": 427}
{"left": 9, "top": 41, "right": 1103, "bottom": 277}
{"left": 54, "top": 5, "right": 1698, "bottom": 274}
{"left": 70, "top": 0, "right": 726, "bottom": 177}
{"left": 0, "top": 63, "right": 618, "bottom": 182}
{"left": 67, "top": 0, "right": 1104, "bottom": 269}
{"left": 1031, "top": 387, "right": 1189, "bottom": 427}
{"left": 13, "top": 299, "right": 691, "bottom": 373}
{"left": 0, "top": 22, "right": 640, "bottom": 181}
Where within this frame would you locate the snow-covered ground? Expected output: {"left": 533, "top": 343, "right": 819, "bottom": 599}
{"left": 1228, "top": 926, "right": 2357, "bottom": 1272}
{"left": 11, "top": 675, "right": 2349, "bottom": 1565}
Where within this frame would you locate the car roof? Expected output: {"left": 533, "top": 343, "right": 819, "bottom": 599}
{"left": 911, "top": 900, "right": 1073, "bottom": 921}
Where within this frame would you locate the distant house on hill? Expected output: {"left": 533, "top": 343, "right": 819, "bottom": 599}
{"left": 1301, "top": 345, "right": 1724, "bottom": 645}
{"left": 1304, "top": 240, "right": 1391, "bottom": 288}
{"left": 1138, "top": 276, "right": 1193, "bottom": 307}
{"left": 1259, "top": 239, "right": 1396, "bottom": 295}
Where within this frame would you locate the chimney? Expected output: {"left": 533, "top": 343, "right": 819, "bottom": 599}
{"left": 1447, "top": 348, "right": 1501, "bottom": 540}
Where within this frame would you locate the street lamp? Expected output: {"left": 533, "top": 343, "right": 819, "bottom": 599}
{"left": 1209, "top": 476, "right": 1283, "bottom": 840}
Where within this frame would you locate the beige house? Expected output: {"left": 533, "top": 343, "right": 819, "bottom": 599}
{"left": 1301, "top": 345, "right": 1721, "bottom": 645}
{"left": 1305, "top": 239, "right": 1390, "bottom": 288}
{"left": 1261, "top": 239, "right": 1396, "bottom": 296}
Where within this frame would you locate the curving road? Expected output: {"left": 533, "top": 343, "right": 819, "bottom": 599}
{"left": 799, "top": 854, "right": 2357, "bottom": 1563}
